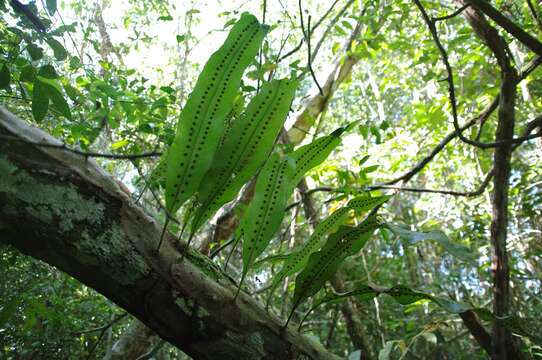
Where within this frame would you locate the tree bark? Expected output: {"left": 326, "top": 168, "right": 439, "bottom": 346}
{"left": 0, "top": 106, "right": 340, "bottom": 360}
{"left": 455, "top": 2, "right": 522, "bottom": 358}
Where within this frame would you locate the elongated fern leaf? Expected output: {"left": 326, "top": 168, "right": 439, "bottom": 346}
{"left": 289, "top": 215, "right": 382, "bottom": 324}
{"left": 266, "top": 206, "right": 351, "bottom": 305}
{"left": 237, "top": 152, "right": 295, "bottom": 295}
{"left": 267, "top": 194, "right": 391, "bottom": 305}
{"left": 165, "top": 13, "right": 268, "bottom": 214}
{"left": 190, "top": 78, "right": 297, "bottom": 234}
{"left": 287, "top": 123, "right": 354, "bottom": 191}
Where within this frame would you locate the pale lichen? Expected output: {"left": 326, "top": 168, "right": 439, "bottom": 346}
{"left": 0, "top": 156, "right": 105, "bottom": 232}
{"left": 76, "top": 224, "right": 150, "bottom": 285}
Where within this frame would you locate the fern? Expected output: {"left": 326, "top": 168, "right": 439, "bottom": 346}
{"left": 190, "top": 78, "right": 297, "bottom": 235}
{"left": 267, "top": 195, "right": 391, "bottom": 305}
{"left": 288, "top": 215, "right": 382, "bottom": 325}
{"left": 237, "top": 152, "right": 295, "bottom": 295}
{"left": 165, "top": 13, "right": 268, "bottom": 214}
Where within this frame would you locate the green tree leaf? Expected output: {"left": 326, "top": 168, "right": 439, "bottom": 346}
{"left": 46, "top": 0, "right": 57, "bottom": 14}
{"left": 46, "top": 38, "right": 68, "bottom": 61}
{"left": 47, "top": 84, "right": 71, "bottom": 120}
{"left": 0, "top": 64, "right": 10, "bottom": 90}
{"left": 32, "top": 79, "right": 49, "bottom": 122}
{"left": 387, "top": 224, "right": 474, "bottom": 263}
{"left": 27, "top": 44, "right": 44, "bottom": 61}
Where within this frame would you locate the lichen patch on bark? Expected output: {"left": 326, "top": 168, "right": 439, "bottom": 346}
{"left": 76, "top": 224, "right": 150, "bottom": 285}
{"left": 0, "top": 156, "right": 105, "bottom": 233}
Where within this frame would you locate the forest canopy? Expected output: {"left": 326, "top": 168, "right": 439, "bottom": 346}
{"left": 1, "top": 0, "right": 541, "bottom": 359}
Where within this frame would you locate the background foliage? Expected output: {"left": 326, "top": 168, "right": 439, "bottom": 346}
{"left": 1, "top": 0, "right": 541, "bottom": 358}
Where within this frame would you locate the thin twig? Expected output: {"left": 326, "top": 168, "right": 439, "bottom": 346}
{"left": 210, "top": 236, "right": 237, "bottom": 259}
{"left": 256, "top": 0, "right": 267, "bottom": 94}
{"left": 0, "top": 134, "right": 161, "bottom": 159}
{"left": 82, "top": 313, "right": 128, "bottom": 360}
{"left": 306, "top": 15, "right": 323, "bottom": 95}
{"left": 433, "top": 4, "right": 470, "bottom": 22}
{"left": 72, "top": 313, "right": 128, "bottom": 335}
{"left": 278, "top": 0, "right": 350, "bottom": 63}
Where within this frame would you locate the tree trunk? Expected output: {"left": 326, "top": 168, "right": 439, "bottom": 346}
{"left": 0, "top": 106, "right": 340, "bottom": 360}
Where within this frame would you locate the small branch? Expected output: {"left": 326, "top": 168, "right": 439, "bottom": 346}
{"left": 433, "top": 4, "right": 470, "bottom": 22}
{"left": 371, "top": 169, "right": 494, "bottom": 197}
{"left": 412, "top": 0, "right": 462, "bottom": 150}
{"left": 135, "top": 340, "right": 166, "bottom": 360}
{"left": 131, "top": 161, "right": 181, "bottom": 226}
{"left": 209, "top": 236, "right": 237, "bottom": 259}
{"left": 256, "top": 0, "right": 267, "bottom": 94}
{"left": 310, "top": 0, "right": 357, "bottom": 63}
{"left": 0, "top": 134, "right": 162, "bottom": 159}
{"left": 526, "top": 0, "right": 542, "bottom": 32}
{"left": 298, "top": 1, "right": 324, "bottom": 96}
{"left": 83, "top": 313, "right": 129, "bottom": 360}
{"left": 386, "top": 55, "right": 540, "bottom": 185}
{"left": 278, "top": 0, "right": 351, "bottom": 63}
{"left": 72, "top": 313, "right": 128, "bottom": 335}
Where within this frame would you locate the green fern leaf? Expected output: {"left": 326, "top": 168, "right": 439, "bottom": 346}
{"left": 287, "top": 123, "right": 353, "bottom": 191}
{"left": 267, "top": 206, "right": 351, "bottom": 303}
{"left": 165, "top": 13, "right": 268, "bottom": 214}
{"left": 267, "top": 194, "right": 391, "bottom": 304}
{"left": 290, "top": 215, "right": 382, "bottom": 320}
{"left": 238, "top": 153, "right": 295, "bottom": 289}
{"left": 190, "top": 78, "right": 297, "bottom": 234}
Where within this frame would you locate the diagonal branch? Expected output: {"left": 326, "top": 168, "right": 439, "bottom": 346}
{"left": 467, "top": 0, "right": 542, "bottom": 56}
{"left": 0, "top": 106, "right": 341, "bottom": 360}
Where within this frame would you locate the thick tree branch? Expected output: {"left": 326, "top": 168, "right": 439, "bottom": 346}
{"left": 455, "top": 2, "right": 525, "bottom": 358}
{"left": 467, "top": 0, "right": 542, "bottom": 57}
{"left": 0, "top": 107, "right": 340, "bottom": 360}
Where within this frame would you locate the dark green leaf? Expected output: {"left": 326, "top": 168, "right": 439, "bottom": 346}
{"left": 46, "top": 38, "right": 68, "bottom": 61}
{"left": 32, "top": 79, "right": 49, "bottom": 122}
{"left": 19, "top": 64, "right": 35, "bottom": 83}
{"left": 0, "top": 64, "right": 10, "bottom": 89}
{"left": 27, "top": 44, "right": 44, "bottom": 61}
{"left": 387, "top": 224, "right": 474, "bottom": 263}
{"left": 46, "top": 0, "right": 57, "bottom": 14}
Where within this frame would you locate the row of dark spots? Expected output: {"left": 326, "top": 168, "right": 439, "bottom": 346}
{"left": 294, "top": 137, "right": 334, "bottom": 178}
{"left": 302, "top": 230, "right": 353, "bottom": 290}
{"left": 207, "top": 83, "right": 286, "bottom": 212}
{"left": 199, "top": 24, "right": 265, "bottom": 208}
{"left": 170, "top": 21, "right": 259, "bottom": 200}
{"left": 184, "top": 25, "right": 260, "bottom": 188}
{"left": 246, "top": 157, "right": 282, "bottom": 256}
